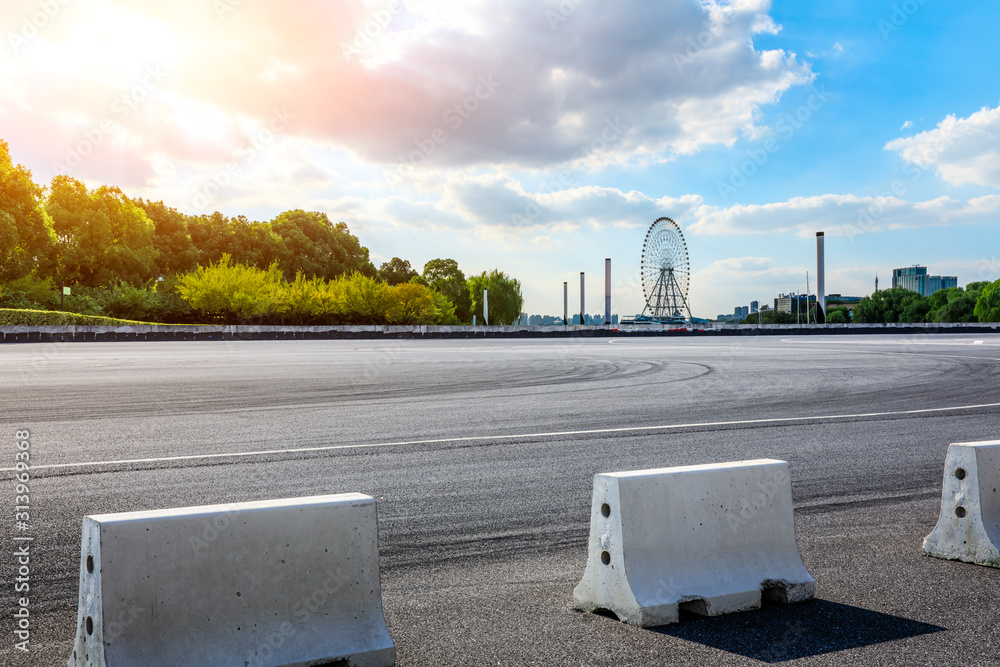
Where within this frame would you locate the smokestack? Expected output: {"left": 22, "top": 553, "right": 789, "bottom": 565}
{"left": 816, "top": 232, "right": 826, "bottom": 324}
{"left": 579, "top": 272, "right": 585, "bottom": 326}
{"left": 563, "top": 282, "right": 568, "bottom": 326}
{"left": 604, "top": 258, "right": 611, "bottom": 326}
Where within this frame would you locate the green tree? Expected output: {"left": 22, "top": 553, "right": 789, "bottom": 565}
{"left": 387, "top": 282, "right": 438, "bottom": 324}
{"left": 423, "top": 258, "right": 472, "bottom": 322}
{"left": 230, "top": 215, "right": 289, "bottom": 271}
{"left": 966, "top": 281, "right": 991, "bottom": 294}
{"left": 272, "top": 210, "right": 375, "bottom": 280}
{"left": 740, "top": 309, "right": 796, "bottom": 324}
{"left": 46, "top": 177, "right": 158, "bottom": 286}
{"left": 135, "top": 199, "right": 200, "bottom": 276}
{"left": 0, "top": 274, "right": 57, "bottom": 310}
{"left": 338, "top": 272, "right": 391, "bottom": 324}
{"left": 280, "top": 272, "right": 340, "bottom": 325}
{"left": 853, "top": 287, "right": 926, "bottom": 323}
{"left": 379, "top": 257, "right": 418, "bottom": 286}
{"left": 926, "top": 286, "right": 978, "bottom": 323}
{"left": 826, "top": 307, "right": 849, "bottom": 324}
{"left": 0, "top": 140, "right": 57, "bottom": 281}
{"left": 188, "top": 212, "right": 235, "bottom": 265}
{"left": 429, "top": 289, "right": 460, "bottom": 324}
{"left": 899, "top": 297, "right": 931, "bottom": 323}
{"left": 974, "top": 279, "right": 1000, "bottom": 323}
{"left": 91, "top": 280, "right": 167, "bottom": 322}
{"left": 467, "top": 269, "right": 523, "bottom": 325}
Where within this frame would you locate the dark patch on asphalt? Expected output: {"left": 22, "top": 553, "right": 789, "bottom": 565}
{"left": 647, "top": 599, "right": 946, "bottom": 662}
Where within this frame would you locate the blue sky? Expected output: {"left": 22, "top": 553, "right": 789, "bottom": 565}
{"left": 2, "top": 0, "right": 999, "bottom": 318}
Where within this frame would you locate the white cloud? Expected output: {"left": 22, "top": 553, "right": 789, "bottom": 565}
{"left": 0, "top": 0, "right": 813, "bottom": 181}
{"left": 885, "top": 103, "right": 1000, "bottom": 189}
{"left": 688, "top": 192, "right": 1000, "bottom": 237}
{"left": 808, "top": 42, "right": 844, "bottom": 59}
{"left": 317, "top": 172, "right": 704, "bottom": 238}
{"left": 900, "top": 120, "right": 913, "bottom": 130}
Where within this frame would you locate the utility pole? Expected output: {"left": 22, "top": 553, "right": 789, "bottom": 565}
{"left": 579, "top": 272, "right": 585, "bottom": 326}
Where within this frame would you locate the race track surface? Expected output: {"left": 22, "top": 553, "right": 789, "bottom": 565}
{"left": 1, "top": 335, "right": 999, "bottom": 665}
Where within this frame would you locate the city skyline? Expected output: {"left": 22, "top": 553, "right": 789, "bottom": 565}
{"left": 2, "top": 1, "right": 999, "bottom": 319}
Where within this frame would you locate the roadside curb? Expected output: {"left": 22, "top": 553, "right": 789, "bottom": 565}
{"left": 0, "top": 323, "right": 997, "bottom": 343}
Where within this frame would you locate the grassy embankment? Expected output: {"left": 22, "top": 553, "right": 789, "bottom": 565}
{"left": 0, "top": 308, "right": 192, "bottom": 326}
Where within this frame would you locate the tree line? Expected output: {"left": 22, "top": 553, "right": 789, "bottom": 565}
{"left": 852, "top": 284, "right": 1000, "bottom": 324}
{"left": 0, "top": 140, "right": 523, "bottom": 325}
{"left": 740, "top": 283, "right": 1000, "bottom": 325}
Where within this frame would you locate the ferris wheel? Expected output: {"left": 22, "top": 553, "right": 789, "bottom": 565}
{"left": 640, "top": 217, "right": 692, "bottom": 322}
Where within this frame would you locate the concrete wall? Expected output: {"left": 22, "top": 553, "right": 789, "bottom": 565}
{"left": 1, "top": 321, "right": 997, "bottom": 343}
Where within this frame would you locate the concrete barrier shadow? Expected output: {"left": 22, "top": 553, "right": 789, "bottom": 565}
{"left": 649, "top": 599, "right": 945, "bottom": 663}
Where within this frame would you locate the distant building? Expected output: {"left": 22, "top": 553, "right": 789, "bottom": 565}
{"left": 826, "top": 294, "right": 863, "bottom": 315}
{"left": 928, "top": 275, "right": 958, "bottom": 294}
{"left": 892, "top": 266, "right": 958, "bottom": 297}
{"left": 893, "top": 266, "right": 926, "bottom": 294}
{"left": 750, "top": 300, "right": 759, "bottom": 314}
{"left": 734, "top": 306, "right": 749, "bottom": 318}
{"left": 526, "top": 313, "right": 618, "bottom": 325}
{"left": 774, "top": 293, "right": 815, "bottom": 314}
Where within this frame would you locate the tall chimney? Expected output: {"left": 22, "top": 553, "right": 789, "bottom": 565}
{"left": 604, "top": 258, "right": 612, "bottom": 326}
{"left": 563, "top": 282, "right": 568, "bottom": 326}
{"left": 816, "top": 232, "right": 826, "bottom": 324}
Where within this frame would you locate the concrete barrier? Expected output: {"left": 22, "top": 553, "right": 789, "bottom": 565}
{"left": 923, "top": 441, "right": 1000, "bottom": 567}
{"left": 68, "top": 494, "right": 395, "bottom": 667}
{"left": 573, "top": 459, "right": 815, "bottom": 627}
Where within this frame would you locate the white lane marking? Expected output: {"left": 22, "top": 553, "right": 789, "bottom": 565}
{"left": 779, "top": 337, "right": 1000, "bottom": 346}
{"left": 9, "top": 401, "right": 1000, "bottom": 474}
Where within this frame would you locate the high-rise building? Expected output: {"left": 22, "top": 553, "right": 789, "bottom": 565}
{"left": 750, "top": 300, "right": 759, "bottom": 314}
{"left": 892, "top": 266, "right": 959, "bottom": 296}
{"left": 892, "top": 266, "right": 927, "bottom": 294}
{"left": 928, "top": 275, "right": 958, "bottom": 294}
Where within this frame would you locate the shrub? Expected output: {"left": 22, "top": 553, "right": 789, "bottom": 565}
{"left": 177, "top": 255, "right": 286, "bottom": 323}
{"left": 386, "top": 283, "right": 438, "bottom": 324}
{"left": 0, "top": 308, "right": 161, "bottom": 326}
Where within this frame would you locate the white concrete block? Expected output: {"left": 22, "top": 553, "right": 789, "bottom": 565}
{"left": 573, "top": 459, "right": 815, "bottom": 627}
{"left": 923, "top": 440, "right": 1000, "bottom": 567}
{"left": 68, "top": 493, "right": 395, "bottom": 667}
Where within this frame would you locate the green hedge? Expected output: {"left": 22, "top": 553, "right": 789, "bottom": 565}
{"left": 0, "top": 308, "right": 169, "bottom": 326}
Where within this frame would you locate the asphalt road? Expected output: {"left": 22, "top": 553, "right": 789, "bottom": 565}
{"left": 1, "top": 334, "right": 999, "bottom": 666}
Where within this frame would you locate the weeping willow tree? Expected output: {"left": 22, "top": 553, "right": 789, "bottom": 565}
{"left": 467, "top": 269, "right": 523, "bottom": 325}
